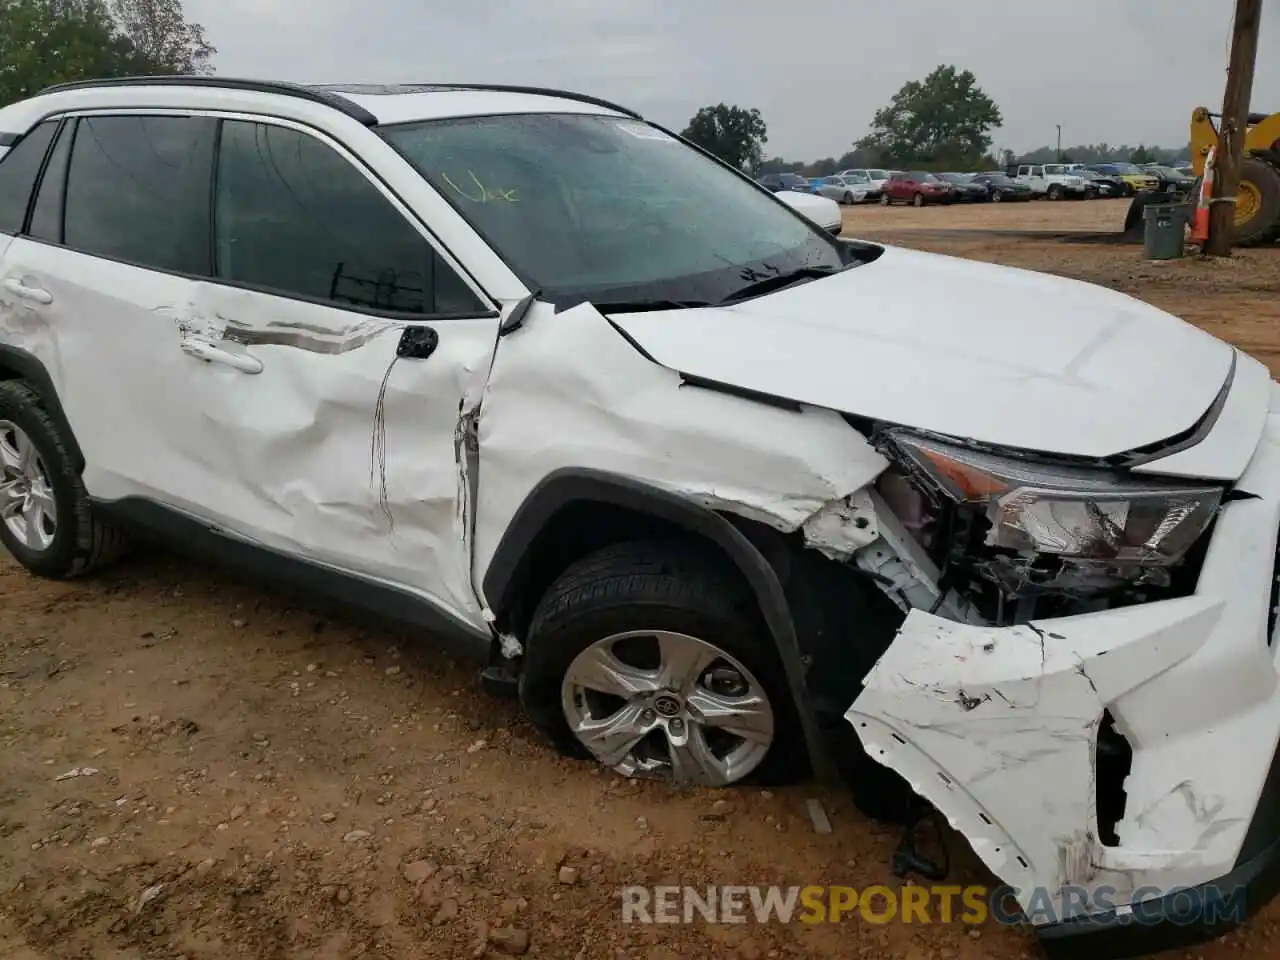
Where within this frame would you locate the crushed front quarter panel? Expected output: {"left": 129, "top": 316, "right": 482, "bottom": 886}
{"left": 471, "top": 300, "right": 889, "bottom": 602}
{"left": 849, "top": 409, "right": 1280, "bottom": 921}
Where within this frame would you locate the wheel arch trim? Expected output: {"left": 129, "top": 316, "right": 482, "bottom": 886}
{"left": 0, "top": 345, "right": 83, "bottom": 471}
{"left": 482, "top": 467, "right": 836, "bottom": 781}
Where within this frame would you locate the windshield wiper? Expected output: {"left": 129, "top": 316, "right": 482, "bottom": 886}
{"left": 589, "top": 298, "right": 714, "bottom": 314}
{"left": 717, "top": 266, "right": 841, "bottom": 305}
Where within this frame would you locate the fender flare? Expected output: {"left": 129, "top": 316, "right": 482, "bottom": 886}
{"left": 0, "top": 345, "right": 84, "bottom": 471}
{"left": 482, "top": 467, "right": 836, "bottom": 781}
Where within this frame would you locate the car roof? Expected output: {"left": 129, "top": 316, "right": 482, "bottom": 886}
{"left": 0, "top": 77, "right": 636, "bottom": 137}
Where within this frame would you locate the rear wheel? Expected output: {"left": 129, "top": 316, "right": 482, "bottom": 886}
{"left": 520, "top": 540, "right": 807, "bottom": 787}
{"left": 912, "top": 193, "right": 924, "bottom": 207}
{"left": 0, "top": 381, "right": 127, "bottom": 579}
{"left": 880, "top": 193, "right": 890, "bottom": 206}
{"left": 1231, "top": 157, "right": 1280, "bottom": 247}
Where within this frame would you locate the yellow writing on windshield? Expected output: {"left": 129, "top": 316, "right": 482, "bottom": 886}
{"left": 441, "top": 169, "right": 519, "bottom": 203}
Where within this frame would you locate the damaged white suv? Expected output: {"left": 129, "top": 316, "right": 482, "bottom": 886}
{"left": 2, "top": 78, "right": 1279, "bottom": 955}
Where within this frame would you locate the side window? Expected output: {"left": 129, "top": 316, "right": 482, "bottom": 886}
{"left": 64, "top": 115, "right": 217, "bottom": 274}
{"left": 0, "top": 120, "right": 59, "bottom": 235}
{"left": 214, "top": 120, "right": 484, "bottom": 316}
{"left": 29, "top": 119, "right": 74, "bottom": 243}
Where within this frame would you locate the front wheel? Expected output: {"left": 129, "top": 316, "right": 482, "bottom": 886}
{"left": 912, "top": 193, "right": 925, "bottom": 207}
{"left": 843, "top": 192, "right": 854, "bottom": 205}
{"left": 519, "top": 540, "right": 806, "bottom": 787}
{"left": 1047, "top": 184, "right": 1064, "bottom": 201}
{"left": 991, "top": 191, "right": 1003, "bottom": 203}
{"left": 880, "top": 193, "right": 891, "bottom": 206}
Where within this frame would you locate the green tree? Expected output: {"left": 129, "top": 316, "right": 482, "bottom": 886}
{"left": 1129, "top": 144, "right": 1156, "bottom": 164}
{"left": 0, "top": 0, "right": 148, "bottom": 106}
{"left": 109, "top": 0, "right": 214, "bottom": 74}
{"left": 0, "top": 0, "right": 213, "bottom": 108}
{"left": 857, "top": 65, "right": 1003, "bottom": 168}
{"left": 681, "top": 103, "right": 768, "bottom": 172}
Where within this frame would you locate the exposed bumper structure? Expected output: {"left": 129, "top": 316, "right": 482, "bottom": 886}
{"left": 848, "top": 405, "right": 1280, "bottom": 957}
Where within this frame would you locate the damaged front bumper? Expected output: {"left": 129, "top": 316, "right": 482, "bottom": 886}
{"left": 848, "top": 407, "right": 1280, "bottom": 958}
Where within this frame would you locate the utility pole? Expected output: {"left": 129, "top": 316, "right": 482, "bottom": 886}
{"left": 1205, "top": 0, "right": 1264, "bottom": 256}
{"left": 1056, "top": 125, "right": 1062, "bottom": 161}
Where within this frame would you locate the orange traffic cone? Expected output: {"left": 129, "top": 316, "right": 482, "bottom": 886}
{"left": 1189, "top": 147, "right": 1215, "bottom": 244}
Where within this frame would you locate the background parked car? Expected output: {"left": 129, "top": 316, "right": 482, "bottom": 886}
{"left": 968, "top": 172, "right": 1034, "bottom": 202}
{"left": 936, "top": 172, "right": 989, "bottom": 202}
{"left": 839, "top": 168, "right": 892, "bottom": 192}
{"left": 815, "top": 175, "right": 876, "bottom": 204}
{"left": 1017, "top": 163, "right": 1090, "bottom": 199}
{"left": 757, "top": 172, "right": 810, "bottom": 193}
{"left": 1069, "top": 166, "right": 1124, "bottom": 198}
{"left": 1142, "top": 164, "right": 1198, "bottom": 195}
{"left": 1087, "top": 162, "right": 1160, "bottom": 196}
{"left": 881, "top": 171, "right": 954, "bottom": 206}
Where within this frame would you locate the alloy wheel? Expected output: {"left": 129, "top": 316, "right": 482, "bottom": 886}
{"left": 0, "top": 420, "right": 57, "bottom": 552}
{"left": 560, "top": 630, "right": 775, "bottom": 786}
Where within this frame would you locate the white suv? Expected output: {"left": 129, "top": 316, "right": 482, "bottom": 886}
{"left": 1014, "top": 163, "right": 1089, "bottom": 199}
{"left": 2, "top": 78, "right": 1280, "bottom": 954}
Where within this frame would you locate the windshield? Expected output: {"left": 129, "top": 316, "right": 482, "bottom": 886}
{"left": 381, "top": 114, "right": 851, "bottom": 307}
{"left": 938, "top": 173, "right": 970, "bottom": 183}
{"left": 867, "top": 169, "right": 889, "bottom": 179}
{"left": 984, "top": 175, "right": 1014, "bottom": 184}
{"left": 843, "top": 171, "right": 870, "bottom": 183}
{"left": 1108, "top": 163, "right": 1143, "bottom": 174}
{"left": 1043, "top": 165, "right": 1068, "bottom": 175}
{"left": 910, "top": 171, "right": 939, "bottom": 182}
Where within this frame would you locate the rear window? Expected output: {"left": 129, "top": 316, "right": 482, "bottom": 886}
{"left": 0, "top": 121, "right": 58, "bottom": 235}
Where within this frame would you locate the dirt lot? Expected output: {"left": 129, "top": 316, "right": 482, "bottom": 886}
{"left": 3, "top": 200, "right": 1280, "bottom": 960}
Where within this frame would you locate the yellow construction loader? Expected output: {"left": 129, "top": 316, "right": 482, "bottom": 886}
{"left": 1125, "top": 106, "right": 1280, "bottom": 246}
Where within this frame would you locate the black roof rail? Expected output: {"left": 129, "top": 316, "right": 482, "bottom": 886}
{"left": 34, "top": 76, "right": 379, "bottom": 126}
{"left": 309, "top": 83, "right": 643, "bottom": 120}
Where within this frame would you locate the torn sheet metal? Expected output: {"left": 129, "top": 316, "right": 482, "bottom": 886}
{"left": 852, "top": 418, "right": 1280, "bottom": 922}
{"left": 472, "top": 300, "right": 890, "bottom": 595}
{"left": 801, "top": 489, "right": 878, "bottom": 562}
{"left": 849, "top": 598, "right": 1223, "bottom": 917}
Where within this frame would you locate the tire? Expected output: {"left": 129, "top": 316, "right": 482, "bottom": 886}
{"left": 1232, "top": 156, "right": 1280, "bottom": 247}
{"left": 880, "top": 193, "right": 890, "bottom": 206}
{"left": 843, "top": 192, "right": 853, "bottom": 205}
{"left": 519, "top": 539, "right": 807, "bottom": 787}
{"left": 912, "top": 193, "right": 924, "bottom": 207}
{"left": 0, "top": 380, "right": 127, "bottom": 579}
{"left": 1047, "top": 184, "right": 1064, "bottom": 201}
{"left": 991, "top": 191, "right": 1003, "bottom": 203}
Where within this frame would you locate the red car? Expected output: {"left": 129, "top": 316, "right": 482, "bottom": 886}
{"left": 880, "top": 171, "right": 954, "bottom": 207}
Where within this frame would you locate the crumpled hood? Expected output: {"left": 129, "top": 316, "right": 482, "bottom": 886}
{"left": 609, "top": 245, "right": 1235, "bottom": 459}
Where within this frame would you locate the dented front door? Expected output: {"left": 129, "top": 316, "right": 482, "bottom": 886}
{"left": 159, "top": 116, "right": 502, "bottom": 628}
{"left": 170, "top": 282, "right": 498, "bottom": 627}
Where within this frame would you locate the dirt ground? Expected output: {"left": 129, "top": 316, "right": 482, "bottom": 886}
{"left": 3, "top": 200, "right": 1280, "bottom": 960}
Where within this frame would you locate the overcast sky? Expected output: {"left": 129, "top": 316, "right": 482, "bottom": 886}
{"left": 186, "top": 0, "right": 1279, "bottom": 161}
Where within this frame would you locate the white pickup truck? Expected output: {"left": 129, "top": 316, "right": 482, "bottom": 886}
{"left": 1013, "top": 163, "right": 1089, "bottom": 200}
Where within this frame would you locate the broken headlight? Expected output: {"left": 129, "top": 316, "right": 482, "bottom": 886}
{"left": 889, "top": 432, "right": 1223, "bottom": 570}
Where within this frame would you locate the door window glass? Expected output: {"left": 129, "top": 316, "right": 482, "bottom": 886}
{"left": 0, "top": 120, "right": 58, "bottom": 235}
{"left": 214, "top": 120, "right": 484, "bottom": 315}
